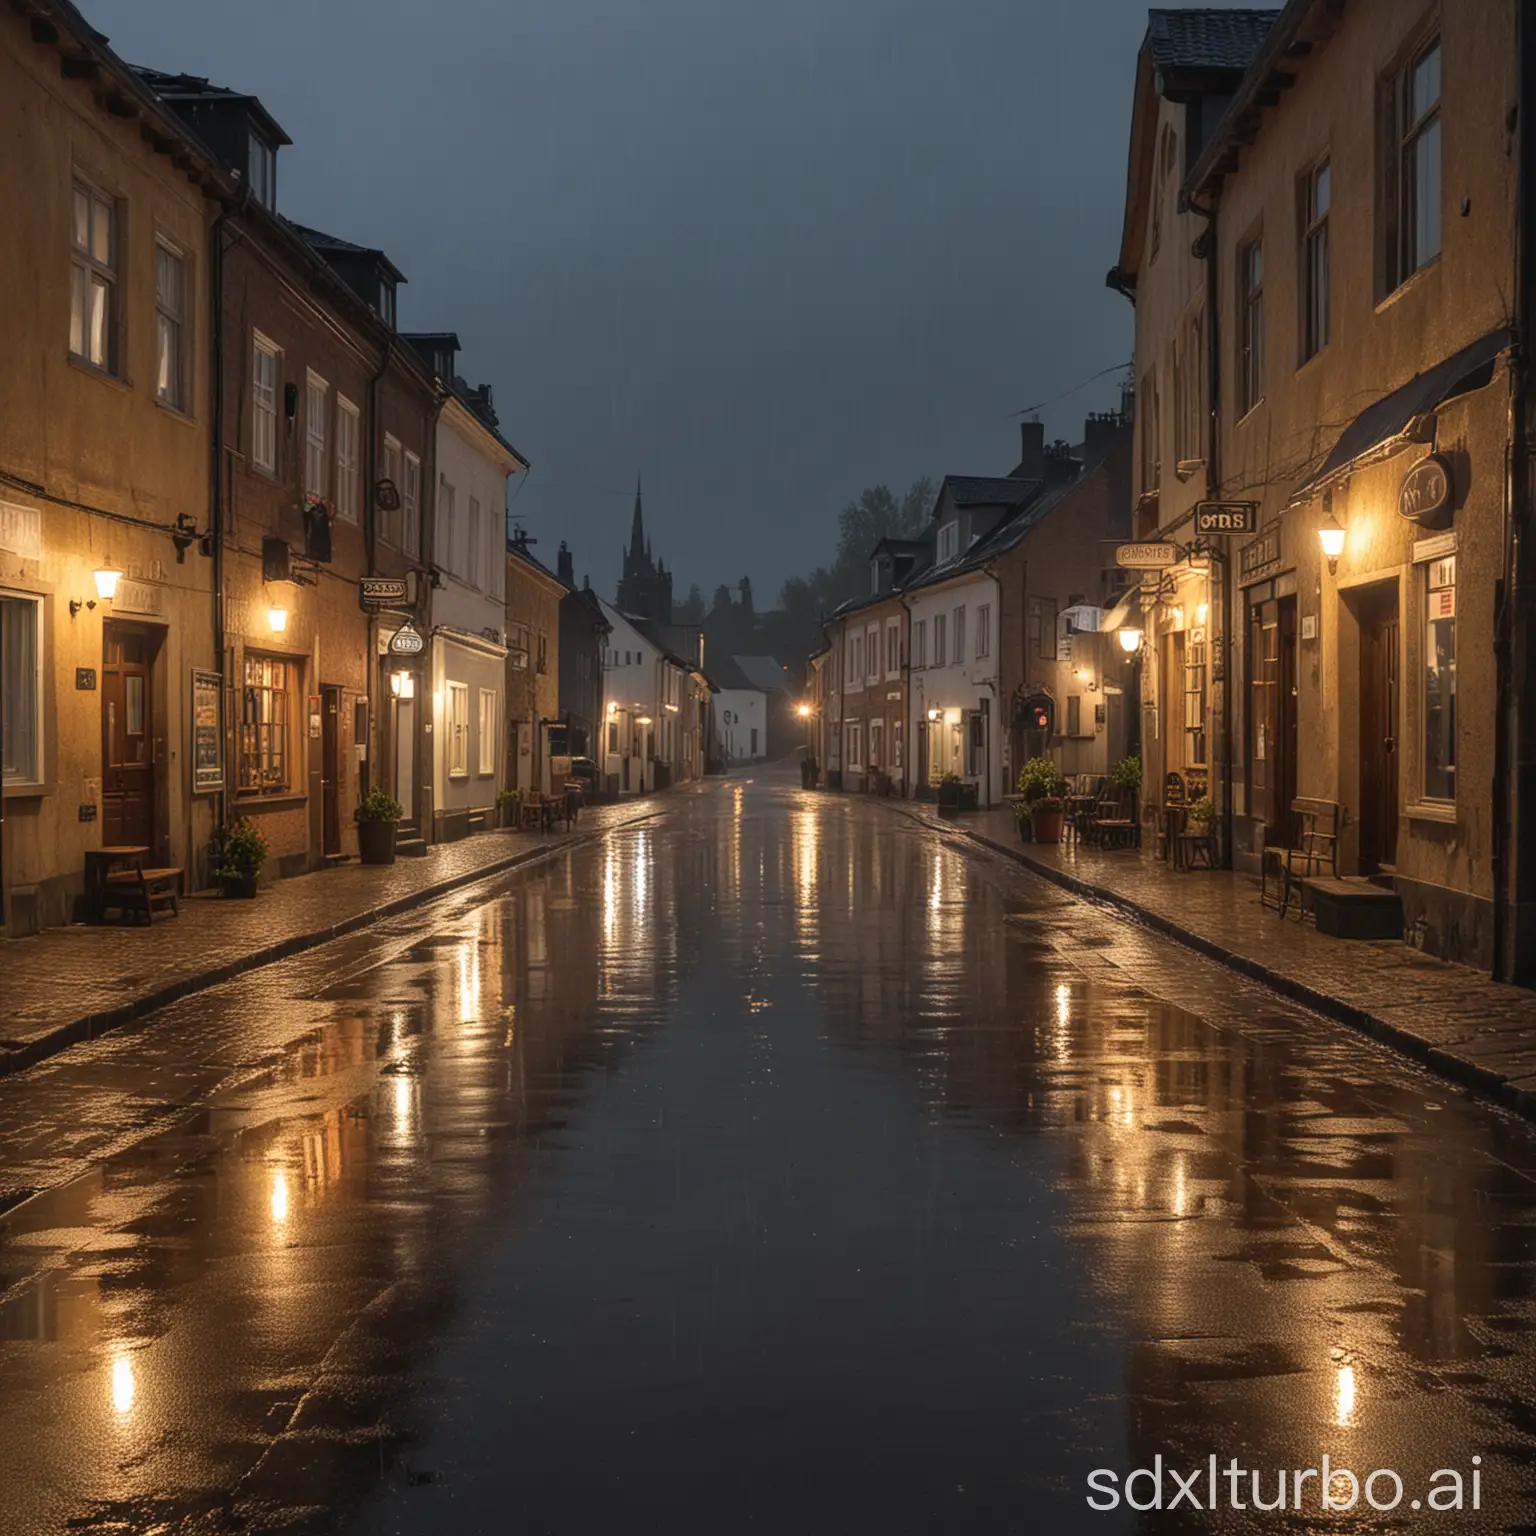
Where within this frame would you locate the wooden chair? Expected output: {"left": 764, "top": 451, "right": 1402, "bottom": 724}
{"left": 1094, "top": 786, "right": 1140, "bottom": 851}
{"left": 1262, "top": 797, "right": 1345, "bottom": 917}
{"left": 102, "top": 865, "right": 182, "bottom": 923}
{"left": 1158, "top": 772, "right": 1188, "bottom": 862}
{"left": 520, "top": 791, "right": 545, "bottom": 832}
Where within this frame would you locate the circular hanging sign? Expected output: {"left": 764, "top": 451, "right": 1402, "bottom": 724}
{"left": 1399, "top": 453, "right": 1452, "bottom": 528}
{"left": 389, "top": 622, "right": 425, "bottom": 656}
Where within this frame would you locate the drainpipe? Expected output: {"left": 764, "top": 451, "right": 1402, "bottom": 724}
{"left": 1495, "top": 8, "right": 1536, "bottom": 982}
{"left": 363, "top": 338, "right": 392, "bottom": 799}
{"left": 1187, "top": 188, "right": 1232, "bottom": 868}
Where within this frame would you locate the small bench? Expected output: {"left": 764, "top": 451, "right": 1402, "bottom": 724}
{"left": 102, "top": 865, "right": 182, "bottom": 924}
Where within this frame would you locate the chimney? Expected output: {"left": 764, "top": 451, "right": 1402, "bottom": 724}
{"left": 557, "top": 540, "right": 575, "bottom": 586}
{"left": 1045, "top": 439, "right": 1078, "bottom": 485}
{"left": 1016, "top": 420, "right": 1045, "bottom": 481}
{"left": 1083, "top": 409, "right": 1131, "bottom": 467}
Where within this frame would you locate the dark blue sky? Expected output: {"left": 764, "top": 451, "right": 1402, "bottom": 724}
{"left": 89, "top": 0, "right": 1257, "bottom": 604}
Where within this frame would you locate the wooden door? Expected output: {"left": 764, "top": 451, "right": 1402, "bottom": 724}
{"left": 102, "top": 623, "right": 155, "bottom": 847}
{"left": 322, "top": 685, "right": 341, "bottom": 856}
{"left": 1276, "top": 597, "right": 1299, "bottom": 843}
{"left": 1358, "top": 585, "right": 1401, "bottom": 871}
{"left": 1249, "top": 597, "right": 1298, "bottom": 846}
{"left": 393, "top": 695, "right": 416, "bottom": 824}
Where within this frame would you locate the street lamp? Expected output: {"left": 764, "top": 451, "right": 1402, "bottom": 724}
{"left": 1117, "top": 626, "right": 1143, "bottom": 654}
{"left": 1319, "top": 516, "right": 1346, "bottom": 574}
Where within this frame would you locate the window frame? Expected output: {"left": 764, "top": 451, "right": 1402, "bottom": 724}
{"left": 1301, "top": 157, "right": 1331, "bottom": 362}
{"left": 248, "top": 133, "right": 276, "bottom": 210}
{"left": 238, "top": 652, "right": 294, "bottom": 795}
{"left": 304, "top": 370, "right": 330, "bottom": 507}
{"left": 153, "top": 239, "right": 189, "bottom": 411}
{"left": 402, "top": 451, "right": 421, "bottom": 557}
{"left": 251, "top": 331, "right": 280, "bottom": 475}
{"left": 952, "top": 605, "right": 966, "bottom": 664}
{"left": 334, "top": 395, "right": 360, "bottom": 522}
{"left": 1423, "top": 554, "right": 1456, "bottom": 802}
{"left": 448, "top": 681, "right": 470, "bottom": 778}
{"left": 1, "top": 590, "right": 45, "bottom": 790}
{"left": 1238, "top": 234, "right": 1265, "bottom": 417}
{"left": 976, "top": 603, "right": 991, "bottom": 660}
{"left": 477, "top": 687, "right": 498, "bottom": 776}
{"left": 934, "top": 611, "right": 947, "bottom": 667}
{"left": 380, "top": 434, "right": 403, "bottom": 547}
{"left": 468, "top": 496, "right": 482, "bottom": 589}
{"left": 1399, "top": 37, "right": 1443, "bottom": 284}
{"left": 69, "top": 179, "right": 119, "bottom": 375}
{"left": 913, "top": 618, "right": 927, "bottom": 669}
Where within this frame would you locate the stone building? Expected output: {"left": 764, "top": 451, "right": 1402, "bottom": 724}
{"left": 554, "top": 543, "right": 610, "bottom": 761}
{"left": 1, "top": 6, "right": 224, "bottom": 931}
{"left": 505, "top": 532, "right": 565, "bottom": 795}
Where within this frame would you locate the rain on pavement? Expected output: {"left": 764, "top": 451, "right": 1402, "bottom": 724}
{"left": 3, "top": 772, "right": 1536, "bottom": 1534}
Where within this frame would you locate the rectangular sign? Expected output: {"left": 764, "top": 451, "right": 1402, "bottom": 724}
{"left": 1239, "top": 526, "right": 1282, "bottom": 581}
{"left": 1114, "top": 542, "right": 1179, "bottom": 569}
{"left": 360, "top": 576, "right": 409, "bottom": 608}
{"left": 75, "top": 667, "right": 97, "bottom": 690}
{"left": 1195, "top": 500, "right": 1258, "bottom": 535}
{"left": 112, "top": 577, "right": 163, "bottom": 616}
{"left": 0, "top": 500, "right": 42, "bottom": 560}
{"left": 192, "top": 668, "right": 224, "bottom": 792}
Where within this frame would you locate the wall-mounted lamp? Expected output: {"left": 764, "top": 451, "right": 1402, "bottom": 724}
{"left": 927, "top": 708, "right": 941, "bottom": 722}
{"left": 1118, "top": 627, "right": 1143, "bottom": 654}
{"left": 797, "top": 703, "right": 812, "bottom": 718}
{"left": 94, "top": 566, "right": 122, "bottom": 600}
{"left": 267, "top": 605, "right": 289, "bottom": 633}
{"left": 388, "top": 670, "right": 416, "bottom": 700}
{"left": 1196, "top": 601, "right": 1209, "bottom": 624}
{"left": 636, "top": 715, "right": 654, "bottom": 727}
{"left": 606, "top": 701, "right": 618, "bottom": 714}
{"left": 1319, "top": 516, "right": 1346, "bottom": 574}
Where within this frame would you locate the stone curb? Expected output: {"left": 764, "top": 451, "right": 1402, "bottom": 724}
{"left": 887, "top": 801, "right": 1536, "bottom": 1124}
{"left": 0, "top": 807, "right": 663, "bottom": 1081}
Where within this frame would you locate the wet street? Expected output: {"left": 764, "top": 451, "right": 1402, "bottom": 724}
{"left": 5, "top": 773, "right": 1536, "bottom": 1534}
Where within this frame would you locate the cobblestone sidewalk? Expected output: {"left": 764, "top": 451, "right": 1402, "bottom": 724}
{"left": 0, "top": 793, "right": 678, "bottom": 1076}
{"left": 877, "top": 794, "right": 1536, "bottom": 1120}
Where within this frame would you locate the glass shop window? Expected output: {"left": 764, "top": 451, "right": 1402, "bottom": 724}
{"left": 1424, "top": 555, "right": 1456, "bottom": 800}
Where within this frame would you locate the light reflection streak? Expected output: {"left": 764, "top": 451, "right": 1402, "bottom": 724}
{"left": 1335, "top": 1363, "right": 1357, "bottom": 1427}
{"left": 270, "top": 1171, "right": 290, "bottom": 1225}
{"left": 110, "top": 1353, "right": 135, "bottom": 1416}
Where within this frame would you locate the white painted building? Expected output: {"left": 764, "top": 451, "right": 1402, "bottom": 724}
{"left": 404, "top": 334, "right": 527, "bottom": 839}
{"left": 598, "top": 601, "right": 663, "bottom": 794}
{"left": 711, "top": 653, "right": 768, "bottom": 763}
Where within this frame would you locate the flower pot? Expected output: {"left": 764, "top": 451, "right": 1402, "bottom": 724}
{"left": 221, "top": 873, "right": 259, "bottom": 899}
{"left": 1031, "top": 806, "right": 1065, "bottom": 844}
{"left": 358, "top": 819, "right": 398, "bottom": 866}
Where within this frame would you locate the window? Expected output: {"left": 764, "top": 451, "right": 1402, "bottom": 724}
{"left": 1385, "top": 38, "right": 1442, "bottom": 291}
{"left": 448, "top": 682, "right": 470, "bottom": 776}
{"left": 1238, "top": 237, "right": 1264, "bottom": 415}
{"left": 866, "top": 626, "right": 880, "bottom": 683}
{"left": 966, "top": 711, "right": 986, "bottom": 777}
{"left": 1424, "top": 555, "right": 1456, "bottom": 800}
{"left": 239, "top": 653, "right": 293, "bottom": 793}
{"left": 1028, "top": 596, "right": 1058, "bottom": 661}
{"left": 1139, "top": 367, "right": 1160, "bottom": 492}
{"left": 1302, "top": 159, "right": 1331, "bottom": 360}
{"left": 248, "top": 133, "right": 276, "bottom": 210}
{"left": 377, "top": 281, "right": 396, "bottom": 328}
{"left": 869, "top": 720, "right": 883, "bottom": 768}
{"left": 70, "top": 181, "right": 117, "bottom": 372}
{"left": 914, "top": 619, "right": 927, "bottom": 668}
{"left": 952, "top": 606, "right": 966, "bottom": 663}
{"left": 934, "top": 612, "right": 947, "bottom": 667}
{"left": 477, "top": 688, "right": 498, "bottom": 775}
{"left": 509, "top": 622, "right": 530, "bottom": 670}
{"left": 976, "top": 604, "right": 991, "bottom": 659}
{"left": 2, "top": 593, "right": 43, "bottom": 785}
{"left": 1066, "top": 695, "right": 1082, "bottom": 737}
{"left": 937, "top": 521, "right": 959, "bottom": 564}
{"left": 402, "top": 451, "right": 421, "bottom": 556}
{"left": 380, "top": 436, "right": 403, "bottom": 546}
{"left": 335, "top": 396, "right": 360, "bottom": 522}
{"left": 252, "top": 333, "right": 280, "bottom": 473}
{"left": 154, "top": 243, "right": 187, "bottom": 410}
{"left": 439, "top": 478, "right": 456, "bottom": 575}
{"left": 608, "top": 721, "right": 619, "bottom": 754}
{"left": 846, "top": 720, "right": 863, "bottom": 769}
{"left": 468, "top": 496, "right": 482, "bottom": 587}
{"left": 537, "top": 633, "right": 548, "bottom": 674}
{"left": 885, "top": 623, "right": 899, "bottom": 676}
{"left": 1151, "top": 124, "right": 1176, "bottom": 259}
{"left": 1185, "top": 631, "right": 1208, "bottom": 770}
{"left": 305, "top": 372, "right": 330, "bottom": 504}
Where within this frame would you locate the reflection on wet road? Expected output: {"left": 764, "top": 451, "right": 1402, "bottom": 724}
{"left": 4, "top": 772, "right": 1536, "bottom": 1532}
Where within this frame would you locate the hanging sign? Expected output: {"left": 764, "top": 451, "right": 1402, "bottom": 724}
{"left": 1114, "top": 542, "right": 1180, "bottom": 568}
{"left": 1195, "top": 500, "right": 1258, "bottom": 535}
{"left": 1399, "top": 454, "right": 1452, "bottom": 528}
{"left": 360, "top": 576, "right": 410, "bottom": 610}
{"left": 388, "top": 621, "right": 425, "bottom": 655}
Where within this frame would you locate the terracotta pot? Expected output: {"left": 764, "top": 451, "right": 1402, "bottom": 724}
{"left": 221, "top": 873, "right": 259, "bottom": 899}
{"left": 1031, "top": 807, "right": 1065, "bottom": 844}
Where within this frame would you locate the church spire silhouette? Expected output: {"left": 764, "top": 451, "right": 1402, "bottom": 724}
{"left": 615, "top": 473, "right": 673, "bottom": 621}
{"left": 629, "top": 476, "right": 645, "bottom": 559}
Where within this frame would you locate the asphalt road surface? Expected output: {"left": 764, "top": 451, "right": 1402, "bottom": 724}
{"left": 3, "top": 772, "right": 1535, "bottom": 1533}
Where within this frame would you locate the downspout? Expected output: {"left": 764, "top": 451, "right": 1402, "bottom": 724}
{"left": 418, "top": 384, "right": 450, "bottom": 842}
{"left": 363, "top": 338, "right": 392, "bottom": 799}
{"left": 1188, "top": 188, "right": 1232, "bottom": 868}
{"left": 1495, "top": 8, "right": 1536, "bottom": 982}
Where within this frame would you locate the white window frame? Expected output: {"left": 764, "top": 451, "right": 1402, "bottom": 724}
{"left": 335, "top": 395, "right": 360, "bottom": 522}
{"left": 885, "top": 620, "right": 900, "bottom": 678}
{"left": 937, "top": 521, "right": 958, "bottom": 565}
{"left": 914, "top": 619, "right": 927, "bottom": 669}
{"left": 934, "top": 612, "right": 947, "bottom": 667}
{"left": 154, "top": 240, "right": 188, "bottom": 411}
{"left": 70, "top": 179, "right": 118, "bottom": 374}
{"left": 252, "top": 331, "right": 280, "bottom": 474}
{"left": 477, "top": 687, "right": 498, "bottom": 776}
{"left": 953, "top": 606, "right": 966, "bottom": 663}
{"left": 468, "top": 496, "right": 482, "bottom": 589}
{"left": 865, "top": 625, "right": 880, "bottom": 684}
{"left": 448, "top": 681, "right": 470, "bottom": 777}
{"left": 846, "top": 719, "right": 863, "bottom": 770}
{"left": 1, "top": 589, "right": 45, "bottom": 788}
{"left": 380, "top": 434, "right": 403, "bottom": 547}
{"left": 248, "top": 133, "right": 276, "bottom": 210}
{"left": 305, "top": 370, "right": 330, "bottom": 505}
{"left": 402, "top": 451, "right": 421, "bottom": 556}
{"left": 976, "top": 603, "right": 991, "bottom": 659}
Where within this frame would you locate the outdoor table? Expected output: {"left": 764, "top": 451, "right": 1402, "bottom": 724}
{"left": 84, "top": 845, "right": 149, "bottom": 923}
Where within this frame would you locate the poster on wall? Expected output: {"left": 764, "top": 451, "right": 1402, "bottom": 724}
{"left": 192, "top": 669, "right": 224, "bottom": 792}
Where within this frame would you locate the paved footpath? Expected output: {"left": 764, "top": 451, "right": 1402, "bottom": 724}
{"left": 879, "top": 794, "right": 1536, "bottom": 1121}
{"left": 0, "top": 793, "right": 680, "bottom": 1076}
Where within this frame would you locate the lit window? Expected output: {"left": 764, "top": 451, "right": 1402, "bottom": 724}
{"left": 1, "top": 592, "right": 43, "bottom": 785}
{"left": 1424, "top": 555, "right": 1456, "bottom": 800}
{"left": 69, "top": 181, "right": 117, "bottom": 372}
{"left": 240, "top": 654, "right": 292, "bottom": 792}
{"left": 477, "top": 688, "right": 498, "bottom": 775}
{"left": 448, "top": 682, "right": 470, "bottom": 776}
{"left": 154, "top": 243, "right": 187, "bottom": 410}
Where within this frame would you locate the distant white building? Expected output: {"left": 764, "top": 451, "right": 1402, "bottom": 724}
{"left": 711, "top": 654, "right": 768, "bottom": 762}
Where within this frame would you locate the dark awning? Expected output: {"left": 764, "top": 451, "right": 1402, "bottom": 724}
{"left": 1289, "top": 327, "right": 1512, "bottom": 505}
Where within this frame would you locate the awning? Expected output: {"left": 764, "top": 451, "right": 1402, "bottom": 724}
{"left": 1289, "top": 327, "right": 1512, "bottom": 505}
{"left": 1100, "top": 584, "right": 1141, "bottom": 632}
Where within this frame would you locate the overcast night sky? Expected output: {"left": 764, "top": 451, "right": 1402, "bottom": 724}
{"left": 90, "top": 0, "right": 1261, "bottom": 605}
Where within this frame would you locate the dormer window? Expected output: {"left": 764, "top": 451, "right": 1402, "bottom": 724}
{"left": 376, "top": 279, "right": 396, "bottom": 328}
{"left": 248, "top": 131, "right": 276, "bottom": 210}
{"left": 937, "top": 520, "right": 960, "bottom": 565}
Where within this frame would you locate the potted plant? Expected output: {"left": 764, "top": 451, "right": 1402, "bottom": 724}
{"left": 356, "top": 786, "right": 403, "bottom": 866}
{"left": 211, "top": 817, "right": 267, "bottom": 898}
{"left": 1187, "top": 794, "right": 1216, "bottom": 831}
{"left": 498, "top": 788, "right": 523, "bottom": 829}
{"left": 1111, "top": 753, "right": 1142, "bottom": 793}
{"left": 937, "top": 772, "right": 963, "bottom": 815}
{"left": 1017, "top": 756, "right": 1067, "bottom": 844}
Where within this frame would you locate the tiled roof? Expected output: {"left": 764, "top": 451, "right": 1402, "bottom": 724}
{"left": 285, "top": 219, "right": 406, "bottom": 283}
{"left": 131, "top": 64, "right": 291, "bottom": 145}
{"left": 710, "top": 654, "right": 760, "bottom": 693}
{"left": 1145, "top": 8, "right": 1281, "bottom": 73}
{"left": 943, "top": 475, "right": 1042, "bottom": 508}
{"left": 732, "top": 655, "right": 793, "bottom": 693}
